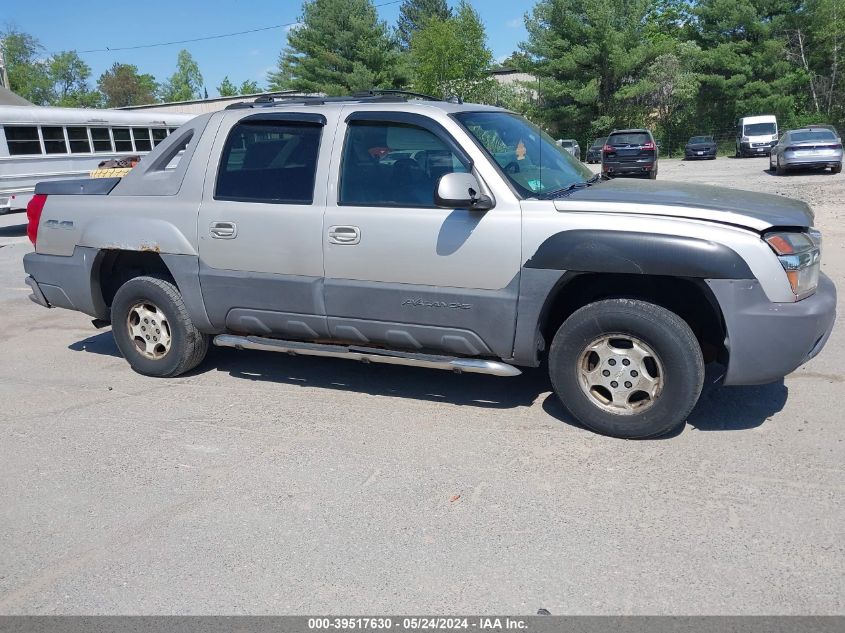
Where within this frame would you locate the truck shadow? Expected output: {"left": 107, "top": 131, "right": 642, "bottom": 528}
{"left": 68, "top": 332, "right": 788, "bottom": 432}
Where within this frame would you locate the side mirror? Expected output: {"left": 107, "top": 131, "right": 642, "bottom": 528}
{"left": 434, "top": 172, "right": 494, "bottom": 211}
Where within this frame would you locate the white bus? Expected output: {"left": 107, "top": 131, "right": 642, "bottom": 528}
{"left": 0, "top": 105, "right": 194, "bottom": 213}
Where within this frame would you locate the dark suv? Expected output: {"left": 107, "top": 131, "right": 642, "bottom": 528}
{"left": 601, "top": 129, "right": 658, "bottom": 179}
{"left": 585, "top": 137, "right": 606, "bottom": 163}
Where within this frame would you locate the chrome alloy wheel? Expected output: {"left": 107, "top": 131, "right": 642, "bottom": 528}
{"left": 127, "top": 301, "right": 172, "bottom": 359}
{"left": 577, "top": 334, "right": 664, "bottom": 415}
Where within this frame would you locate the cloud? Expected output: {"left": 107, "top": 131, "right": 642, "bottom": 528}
{"left": 285, "top": 22, "right": 302, "bottom": 33}
{"left": 506, "top": 17, "right": 522, "bottom": 29}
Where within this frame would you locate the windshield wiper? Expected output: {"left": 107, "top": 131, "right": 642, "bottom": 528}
{"left": 541, "top": 173, "right": 605, "bottom": 199}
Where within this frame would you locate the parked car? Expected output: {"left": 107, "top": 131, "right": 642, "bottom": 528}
{"left": 684, "top": 135, "right": 717, "bottom": 160}
{"left": 586, "top": 137, "right": 606, "bottom": 163}
{"left": 556, "top": 138, "right": 580, "bottom": 160}
{"left": 736, "top": 115, "right": 778, "bottom": 157}
{"left": 769, "top": 128, "right": 843, "bottom": 175}
{"left": 601, "top": 129, "right": 658, "bottom": 178}
{"left": 23, "top": 93, "right": 836, "bottom": 439}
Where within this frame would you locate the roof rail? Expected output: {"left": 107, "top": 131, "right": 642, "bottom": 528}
{"left": 224, "top": 88, "right": 444, "bottom": 110}
{"left": 351, "top": 89, "right": 442, "bottom": 101}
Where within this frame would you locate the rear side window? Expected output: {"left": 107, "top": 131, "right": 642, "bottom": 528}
{"left": 339, "top": 121, "right": 467, "bottom": 207}
{"left": 215, "top": 120, "right": 321, "bottom": 204}
{"left": 608, "top": 132, "right": 650, "bottom": 146}
{"left": 4, "top": 126, "right": 41, "bottom": 155}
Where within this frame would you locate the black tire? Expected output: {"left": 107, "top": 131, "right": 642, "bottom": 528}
{"left": 775, "top": 157, "right": 786, "bottom": 176}
{"left": 648, "top": 168, "right": 658, "bottom": 179}
{"left": 832, "top": 163, "right": 842, "bottom": 174}
{"left": 548, "top": 299, "right": 704, "bottom": 439}
{"left": 111, "top": 275, "right": 209, "bottom": 377}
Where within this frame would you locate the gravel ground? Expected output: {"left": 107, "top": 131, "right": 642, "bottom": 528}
{"left": 0, "top": 157, "right": 842, "bottom": 615}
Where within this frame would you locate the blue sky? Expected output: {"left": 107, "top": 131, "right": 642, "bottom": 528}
{"left": 4, "top": 0, "right": 531, "bottom": 98}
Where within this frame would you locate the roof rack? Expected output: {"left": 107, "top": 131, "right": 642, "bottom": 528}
{"left": 350, "top": 89, "right": 442, "bottom": 101}
{"left": 225, "top": 88, "right": 443, "bottom": 110}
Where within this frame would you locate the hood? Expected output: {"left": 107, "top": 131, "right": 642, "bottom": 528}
{"left": 558, "top": 178, "right": 814, "bottom": 232}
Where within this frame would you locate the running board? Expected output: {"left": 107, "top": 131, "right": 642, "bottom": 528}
{"left": 213, "top": 334, "right": 522, "bottom": 377}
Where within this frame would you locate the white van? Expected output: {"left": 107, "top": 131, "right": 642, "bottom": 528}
{"left": 735, "top": 115, "right": 778, "bottom": 157}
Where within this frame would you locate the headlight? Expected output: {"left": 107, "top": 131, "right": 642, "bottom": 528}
{"left": 764, "top": 229, "right": 822, "bottom": 300}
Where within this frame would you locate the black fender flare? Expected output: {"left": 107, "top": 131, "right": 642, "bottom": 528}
{"left": 524, "top": 230, "right": 753, "bottom": 279}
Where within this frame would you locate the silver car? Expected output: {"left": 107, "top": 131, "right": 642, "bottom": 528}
{"left": 556, "top": 138, "right": 581, "bottom": 160}
{"left": 770, "top": 128, "right": 843, "bottom": 175}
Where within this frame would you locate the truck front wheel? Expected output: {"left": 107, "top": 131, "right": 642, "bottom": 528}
{"left": 111, "top": 275, "right": 209, "bottom": 377}
{"left": 548, "top": 299, "right": 704, "bottom": 438}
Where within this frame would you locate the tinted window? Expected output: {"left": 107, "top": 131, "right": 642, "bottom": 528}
{"left": 152, "top": 128, "right": 168, "bottom": 146}
{"left": 132, "top": 128, "right": 152, "bottom": 151}
{"left": 689, "top": 136, "right": 712, "bottom": 144}
{"left": 340, "top": 121, "right": 468, "bottom": 207}
{"left": 67, "top": 127, "right": 91, "bottom": 153}
{"left": 608, "top": 132, "right": 650, "bottom": 146}
{"left": 790, "top": 130, "right": 837, "bottom": 143}
{"left": 590, "top": 138, "right": 606, "bottom": 148}
{"left": 113, "top": 127, "right": 132, "bottom": 152}
{"left": 215, "top": 120, "right": 321, "bottom": 204}
{"left": 4, "top": 126, "right": 41, "bottom": 155}
{"left": 91, "top": 127, "right": 112, "bottom": 152}
{"left": 42, "top": 126, "right": 67, "bottom": 154}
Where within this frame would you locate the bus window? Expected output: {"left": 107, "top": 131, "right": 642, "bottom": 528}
{"left": 113, "top": 128, "right": 133, "bottom": 152}
{"left": 152, "top": 128, "right": 168, "bottom": 146}
{"left": 91, "top": 128, "right": 112, "bottom": 152}
{"left": 4, "top": 126, "right": 42, "bottom": 155}
{"left": 133, "top": 128, "right": 152, "bottom": 151}
{"left": 67, "top": 127, "right": 91, "bottom": 153}
{"left": 42, "top": 126, "right": 68, "bottom": 154}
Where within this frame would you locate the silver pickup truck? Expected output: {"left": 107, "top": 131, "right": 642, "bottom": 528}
{"left": 23, "top": 92, "right": 836, "bottom": 438}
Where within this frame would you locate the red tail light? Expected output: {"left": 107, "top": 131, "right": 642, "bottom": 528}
{"left": 643, "top": 141, "right": 656, "bottom": 150}
{"left": 602, "top": 144, "right": 614, "bottom": 153}
{"left": 26, "top": 194, "right": 47, "bottom": 245}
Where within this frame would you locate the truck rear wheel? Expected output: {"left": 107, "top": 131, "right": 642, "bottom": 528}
{"left": 548, "top": 299, "right": 704, "bottom": 438}
{"left": 111, "top": 275, "right": 209, "bottom": 377}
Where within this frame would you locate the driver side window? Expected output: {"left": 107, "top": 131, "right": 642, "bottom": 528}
{"left": 339, "top": 121, "right": 467, "bottom": 208}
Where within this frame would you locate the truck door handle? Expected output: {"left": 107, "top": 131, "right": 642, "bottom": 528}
{"left": 210, "top": 221, "right": 237, "bottom": 239}
{"left": 328, "top": 225, "right": 360, "bottom": 245}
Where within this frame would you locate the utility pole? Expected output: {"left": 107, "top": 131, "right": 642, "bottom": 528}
{"left": 0, "top": 39, "right": 10, "bottom": 89}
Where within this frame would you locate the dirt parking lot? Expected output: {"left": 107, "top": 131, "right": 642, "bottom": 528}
{"left": 0, "top": 157, "right": 842, "bottom": 615}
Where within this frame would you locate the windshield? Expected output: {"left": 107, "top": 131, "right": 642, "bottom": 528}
{"left": 455, "top": 112, "right": 592, "bottom": 197}
{"left": 790, "top": 130, "right": 837, "bottom": 143}
{"left": 744, "top": 123, "right": 776, "bottom": 136}
{"left": 558, "top": 140, "right": 574, "bottom": 147}
{"left": 590, "top": 138, "right": 606, "bottom": 148}
{"left": 689, "top": 136, "right": 712, "bottom": 144}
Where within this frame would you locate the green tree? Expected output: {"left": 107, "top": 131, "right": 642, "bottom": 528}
{"left": 98, "top": 63, "right": 158, "bottom": 107}
{"left": 159, "top": 49, "right": 203, "bottom": 102}
{"left": 1, "top": 29, "right": 54, "bottom": 104}
{"left": 49, "top": 51, "right": 100, "bottom": 107}
{"left": 396, "top": 0, "right": 451, "bottom": 49}
{"left": 268, "top": 0, "right": 401, "bottom": 95}
{"left": 520, "top": 0, "right": 660, "bottom": 140}
{"left": 239, "top": 79, "right": 262, "bottom": 94}
{"left": 410, "top": 1, "right": 494, "bottom": 101}
{"left": 218, "top": 76, "right": 237, "bottom": 96}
